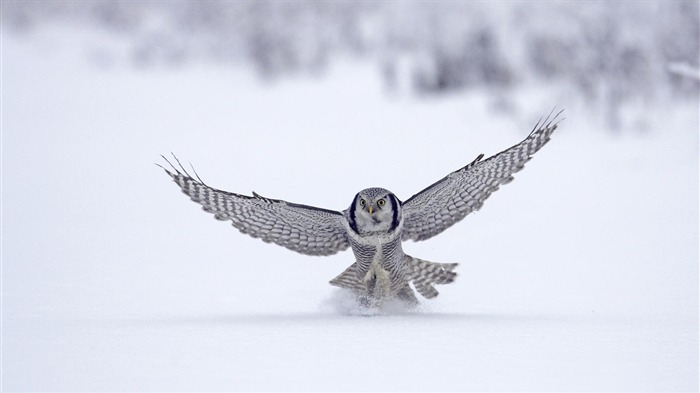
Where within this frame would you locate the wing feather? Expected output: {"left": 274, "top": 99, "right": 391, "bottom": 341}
{"left": 160, "top": 157, "right": 350, "bottom": 256}
{"left": 402, "top": 110, "right": 562, "bottom": 241}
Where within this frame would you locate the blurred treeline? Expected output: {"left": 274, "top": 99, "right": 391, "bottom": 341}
{"left": 3, "top": 1, "right": 698, "bottom": 128}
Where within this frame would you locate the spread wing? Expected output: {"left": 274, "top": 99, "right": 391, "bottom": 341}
{"left": 159, "top": 156, "right": 350, "bottom": 256}
{"left": 401, "top": 110, "right": 562, "bottom": 242}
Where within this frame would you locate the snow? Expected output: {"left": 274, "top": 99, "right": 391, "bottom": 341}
{"left": 2, "top": 28, "right": 698, "bottom": 391}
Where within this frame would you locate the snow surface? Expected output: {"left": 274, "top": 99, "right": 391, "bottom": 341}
{"left": 2, "top": 29, "right": 698, "bottom": 391}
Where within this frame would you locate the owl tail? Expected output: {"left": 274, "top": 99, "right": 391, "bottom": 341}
{"left": 328, "top": 257, "right": 458, "bottom": 300}
{"left": 329, "top": 263, "right": 365, "bottom": 292}
{"left": 405, "top": 256, "right": 458, "bottom": 299}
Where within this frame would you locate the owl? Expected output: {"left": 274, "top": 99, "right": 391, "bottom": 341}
{"left": 160, "top": 111, "right": 561, "bottom": 307}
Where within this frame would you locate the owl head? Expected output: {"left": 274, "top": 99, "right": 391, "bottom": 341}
{"left": 348, "top": 187, "right": 401, "bottom": 235}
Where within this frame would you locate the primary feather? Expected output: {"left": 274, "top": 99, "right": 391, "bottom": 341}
{"left": 160, "top": 158, "right": 350, "bottom": 256}
{"left": 401, "top": 110, "right": 561, "bottom": 241}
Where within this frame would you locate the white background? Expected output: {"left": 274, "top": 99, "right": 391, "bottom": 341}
{"left": 3, "top": 25, "right": 698, "bottom": 391}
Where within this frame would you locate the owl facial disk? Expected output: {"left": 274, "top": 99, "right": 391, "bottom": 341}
{"left": 348, "top": 188, "right": 401, "bottom": 235}
{"left": 366, "top": 197, "right": 389, "bottom": 224}
{"left": 358, "top": 197, "right": 377, "bottom": 216}
{"left": 368, "top": 198, "right": 387, "bottom": 216}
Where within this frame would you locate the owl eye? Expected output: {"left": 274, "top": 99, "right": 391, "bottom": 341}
{"left": 359, "top": 199, "right": 366, "bottom": 206}
{"left": 377, "top": 199, "right": 386, "bottom": 207}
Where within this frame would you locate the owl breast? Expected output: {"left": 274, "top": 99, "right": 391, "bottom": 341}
{"left": 348, "top": 233, "right": 406, "bottom": 295}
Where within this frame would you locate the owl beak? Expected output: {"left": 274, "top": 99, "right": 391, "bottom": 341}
{"left": 368, "top": 206, "right": 373, "bottom": 215}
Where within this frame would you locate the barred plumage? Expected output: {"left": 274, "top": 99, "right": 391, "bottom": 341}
{"left": 401, "top": 111, "right": 561, "bottom": 241}
{"left": 161, "top": 158, "right": 350, "bottom": 256}
{"left": 160, "top": 110, "right": 561, "bottom": 307}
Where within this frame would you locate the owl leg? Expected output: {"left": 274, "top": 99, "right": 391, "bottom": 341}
{"left": 359, "top": 284, "right": 379, "bottom": 308}
{"left": 329, "top": 262, "right": 382, "bottom": 307}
